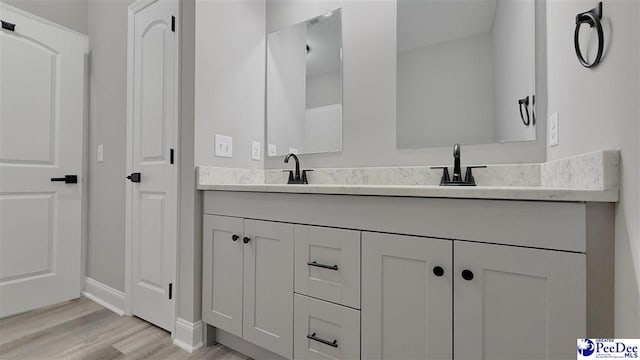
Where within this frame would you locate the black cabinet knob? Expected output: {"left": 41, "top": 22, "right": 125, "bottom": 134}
{"left": 432, "top": 266, "right": 444, "bottom": 277}
{"left": 243, "top": 236, "right": 251, "bottom": 244}
{"left": 232, "top": 234, "right": 239, "bottom": 242}
{"left": 461, "top": 269, "right": 474, "bottom": 281}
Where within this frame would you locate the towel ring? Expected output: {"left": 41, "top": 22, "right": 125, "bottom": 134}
{"left": 574, "top": 2, "right": 604, "bottom": 68}
{"left": 518, "top": 96, "right": 531, "bottom": 127}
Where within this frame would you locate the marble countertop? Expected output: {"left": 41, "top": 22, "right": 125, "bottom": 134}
{"left": 196, "top": 183, "right": 618, "bottom": 202}
{"left": 196, "top": 150, "right": 620, "bottom": 202}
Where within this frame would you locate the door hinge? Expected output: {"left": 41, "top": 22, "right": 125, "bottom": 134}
{"left": 170, "top": 148, "right": 174, "bottom": 164}
{"left": 168, "top": 283, "right": 173, "bottom": 299}
{"left": 171, "top": 16, "right": 175, "bottom": 32}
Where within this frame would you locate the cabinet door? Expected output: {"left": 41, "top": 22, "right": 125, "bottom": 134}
{"left": 243, "top": 220, "right": 294, "bottom": 359}
{"left": 454, "top": 241, "right": 585, "bottom": 360}
{"left": 202, "top": 215, "right": 244, "bottom": 337}
{"left": 362, "top": 232, "right": 452, "bottom": 360}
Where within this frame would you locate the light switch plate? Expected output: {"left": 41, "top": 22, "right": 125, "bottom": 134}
{"left": 251, "top": 141, "right": 261, "bottom": 161}
{"left": 549, "top": 112, "right": 559, "bottom": 147}
{"left": 288, "top": 147, "right": 299, "bottom": 154}
{"left": 215, "top": 134, "right": 233, "bottom": 158}
{"left": 268, "top": 144, "right": 277, "bottom": 157}
{"left": 97, "top": 144, "right": 104, "bottom": 162}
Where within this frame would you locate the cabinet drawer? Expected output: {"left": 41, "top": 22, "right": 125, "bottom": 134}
{"left": 294, "top": 225, "right": 360, "bottom": 308}
{"left": 294, "top": 294, "right": 360, "bottom": 360}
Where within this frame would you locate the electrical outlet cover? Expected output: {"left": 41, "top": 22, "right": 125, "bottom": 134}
{"left": 251, "top": 141, "right": 261, "bottom": 161}
{"left": 289, "top": 147, "right": 299, "bottom": 154}
{"left": 215, "top": 134, "right": 233, "bottom": 157}
{"left": 268, "top": 144, "right": 277, "bottom": 157}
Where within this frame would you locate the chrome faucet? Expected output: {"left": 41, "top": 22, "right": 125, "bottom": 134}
{"left": 284, "top": 153, "right": 312, "bottom": 184}
{"left": 431, "top": 144, "right": 486, "bottom": 186}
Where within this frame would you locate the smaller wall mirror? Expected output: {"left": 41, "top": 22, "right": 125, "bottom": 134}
{"left": 267, "top": 9, "right": 343, "bottom": 156}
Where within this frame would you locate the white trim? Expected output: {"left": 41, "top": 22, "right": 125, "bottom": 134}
{"left": 172, "top": 318, "right": 204, "bottom": 353}
{"left": 82, "top": 277, "right": 126, "bottom": 316}
{"left": 125, "top": 0, "right": 180, "bottom": 330}
{"left": 124, "top": 0, "right": 136, "bottom": 318}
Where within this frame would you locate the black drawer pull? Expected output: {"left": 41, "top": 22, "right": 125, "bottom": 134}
{"left": 50, "top": 175, "right": 78, "bottom": 184}
{"left": 306, "top": 333, "right": 338, "bottom": 348}
{"left": 307, "top": 261, "right": 338, "bottom": 271}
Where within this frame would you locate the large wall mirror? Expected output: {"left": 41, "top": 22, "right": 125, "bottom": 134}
{"left": 267, "top": 9, "right": 343, "bottom": 156}
{"left": 396, "top": 0, "right": 536, "bottom": 149}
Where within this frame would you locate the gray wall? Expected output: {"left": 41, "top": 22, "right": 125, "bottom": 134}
{"left": 193, "top": 0, "right": 265, "bottom": 169}
{"left": 264, "top": 0, "right": 547, "bottom": 169}
{"left": 397, "top": 33, "right": 495, "bottom": 148}
{"left": 86, "top": 0, "right": 134, "bottom": 292}
{"left": 2, "top": 0, "right": 88, "bottom": 34}
{"left": 545, "top": 0, "right": 640, "bottom": 336}
{"left": 267, "top": 21, "right": 307, "bottom": 154}
{"left": 491, "top": 0, "right": 536, "bottom": 143}
{"left": 178, "top": 0, "right": 199, "bottom": 324}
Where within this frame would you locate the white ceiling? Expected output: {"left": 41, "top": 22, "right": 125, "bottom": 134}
{"left": 397, "top": 0, "right": 497, "bottom": 52}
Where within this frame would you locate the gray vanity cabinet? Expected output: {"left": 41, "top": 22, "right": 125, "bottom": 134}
{"left": 202, "top": 191, "right": 612, "bottom": 360}
{"left": 202, "top": 215, "right": 294, "bottom": 359}
{"left": 361, "top": 234, "right": 586, "bottom": 360}
{"left": 361, "top": 232, "right": 453, "bottom": 360}
{"left": 453, "top": 241, "right": 585, "bottom": 360}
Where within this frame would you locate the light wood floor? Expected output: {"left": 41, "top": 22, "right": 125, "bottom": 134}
{"left": 0, "top": 297, "right": 249, "bottom": 360}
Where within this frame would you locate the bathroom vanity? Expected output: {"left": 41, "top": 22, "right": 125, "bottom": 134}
{"left": 198, "top": 165, "right": 616, "bottom": 360}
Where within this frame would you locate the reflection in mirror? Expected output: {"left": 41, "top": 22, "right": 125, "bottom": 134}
{"left": 396, "top": 0, "right": 536, "bottom": 149}
{"left": 267, "top": 9, "right": 343, "bottom": 156}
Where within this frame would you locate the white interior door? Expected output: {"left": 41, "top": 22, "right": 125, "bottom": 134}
{"left": 127, "top": 0, "right": 178, "bottom": 332}
{"left": 0, "top": 4, "right": 88, "bottom": 318}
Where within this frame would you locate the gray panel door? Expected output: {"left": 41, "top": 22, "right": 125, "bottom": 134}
{"left": 362, "top": 232, "right": 453, "bottom": 360}
{"left": 243, "top": 219, "right": 294, "bottom": 359}
{"left": 202, "top": 215, "right": 244, "bottom": 337}
{"left": 454, "top": 241, "right": 586, "bottom": 360}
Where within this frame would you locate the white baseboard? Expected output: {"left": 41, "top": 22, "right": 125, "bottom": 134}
{"left": 82, "top": 277, "right": 125, "bottom": 316}
{"left": 173, "top": 318, "right": 204, "bottom": 353}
